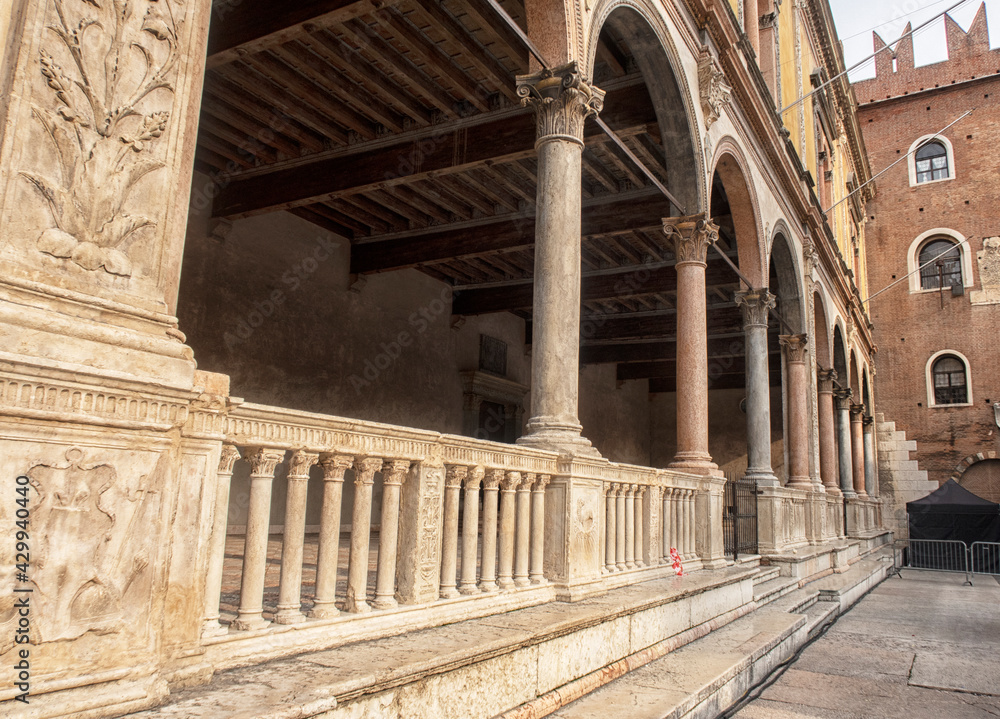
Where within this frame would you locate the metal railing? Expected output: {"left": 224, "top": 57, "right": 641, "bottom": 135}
{"left": 900, "top": 539, "right": 972, "bottom": 585}
{"left": 971, "top": 542, "right": 1000, "bottom": 577}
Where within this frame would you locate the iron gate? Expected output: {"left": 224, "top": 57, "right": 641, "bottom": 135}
{"left": 723, "top": 474, "right": 758, "bottom": 560}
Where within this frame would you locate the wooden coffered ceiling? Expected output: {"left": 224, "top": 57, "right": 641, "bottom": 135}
{"left": 197, "top": 0, "right": 780, "bottom": 388}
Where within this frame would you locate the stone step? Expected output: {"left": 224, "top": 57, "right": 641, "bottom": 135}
{"left": 752, "top": 576, "right": 800, "bottom": 606}
{"left": 752, "top": 566, "right": 781, "bottom": 586}
{"left": 811, "top": 548, "right": 895, "bottom": 609}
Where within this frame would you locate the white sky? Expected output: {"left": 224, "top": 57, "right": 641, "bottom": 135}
{"left": 828, "top": 0, "right": 1000, "bottom": 80}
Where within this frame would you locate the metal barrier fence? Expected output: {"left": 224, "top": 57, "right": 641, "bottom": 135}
{"left": 971, "top": 542, "right": 1000, "bottom": 576}
{"left": 901, "top": 539, "right": 972, "bottom": 585}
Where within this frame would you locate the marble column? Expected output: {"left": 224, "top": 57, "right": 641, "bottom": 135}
{"left": 203, "top": 445, "right": 241, "bottom": 636}
{"left": 275, "top": 451, "right": 319, "bottom": 624}
{"left": 497, "top": 472, "right": 521, "bottom": 590}
{"left": 684, "top": 490, "right": 696, "bottom": 560}
{"left": 634, "top": 487, "right": 645, "bottom": 568}
{"left": 661, "top": 488, "right": 672, "bottom": 562}
{"left": 835, "top": 389, "right": 856, "bottom": 498}
{"left": 616, "top": 484, "right": 627, "bottom": 570}
{"left": 459, "top": 467, "right": 484, "bottom": 595}
{"left": 663, "top": 215, "right": 721, "bottom": 475}
{"left": 514, "top": 474, "right": 533, "bottom": 587}
{"left": 440, "top": 466, "right": 467, "bottom": 599}
{"left": 863, "top": 416, "right": 877, "bottom": 498}
{"left": 850, "top": 404, "right": 868, "bottom": 498}
{"left": 529, "top": 474, "right": 550, "bottom": 584}
{"left": 311, "top": 454, "right": 354, "bottom": 619}
{"left": 233, "top": 448, "right": 284, "bottom": 631}
{"left": 624, "top": 485, "right": 636, "bottom": 569}
{"left": 781, "top": 334, "right": 812, "bottom": 489}
{"left": 606, "top": 483, "right": 618, "bottom": 572}
{"left": 345, "top": 457, "right": 383, "bottom": 613}
{"left": 736, "top": 290, "right": 779, "bottom": 485}
{"left": 817, "top": 370, "right": 841, "bottom": 495}
{"left": 480, "top": 469, "right": 503, "bottom": 592}
{"left": 515, "top": 62, "right": 604, "bottom": 456}
{"left": 373, "top": 460, "right": 410, "bottom": 609}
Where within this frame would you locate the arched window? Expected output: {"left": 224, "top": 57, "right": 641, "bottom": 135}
{"left": 915, "top": 141, "right": 949, "bottom": 183}
{"left": 932, "top": 355, "right": 968, "bottom": 405}
{"left": 918, "top": 239, "right": 963, "bottom": 289}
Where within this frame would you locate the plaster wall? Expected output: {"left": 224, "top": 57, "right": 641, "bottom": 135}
{"left": 578, "top": 366, "right": 650, "bottom": 466}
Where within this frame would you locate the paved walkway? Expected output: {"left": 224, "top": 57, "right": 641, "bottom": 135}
{"left": 732, "top": 571, "right": 1000, "bottom": 719}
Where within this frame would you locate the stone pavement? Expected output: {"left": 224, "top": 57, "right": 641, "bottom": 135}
{"left": 731, "top": 571, "right": 1000, "bottom": 719}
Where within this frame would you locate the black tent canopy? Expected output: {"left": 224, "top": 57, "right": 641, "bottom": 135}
{"left": 907, "top": 479, "right": 1000, "bottom": 545}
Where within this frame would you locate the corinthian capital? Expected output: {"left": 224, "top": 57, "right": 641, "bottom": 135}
{"left": 662, "top": 214, "right": 719, "bottom": 266}
{"left": 735, "top": 290, "right": 776, "bottom": 328}
{"left": 779, "top": 334, "right": 809, "bottom": 363}
{"left": 516, "top": 61, "right": 605, "bottom": 147}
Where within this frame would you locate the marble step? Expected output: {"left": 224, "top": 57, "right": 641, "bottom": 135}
{"left": 752, "top": 576, "right": 800, "bottom": 606}
{"left": 751, "top": 566, "right": 781, "bottom": 586}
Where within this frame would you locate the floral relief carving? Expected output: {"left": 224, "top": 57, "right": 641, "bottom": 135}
{"left": 20, "top": 0, "right": 183, "bottom": 277}
{"left": 698, "top": 50, "right": 731, "bottom": 130}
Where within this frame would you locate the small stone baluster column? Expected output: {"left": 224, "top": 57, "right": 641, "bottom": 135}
{"left": 203, "top": 445, "right": 241, "bottom": 636}
{"left": 514, "top": 473, "right": 533, "bottom": 587}
{"left": 615, "top": 484, "right": 627, "bottom": 570}
{"left": 736, "top": 290, "right": 779, "bottom": 485}
{"left": 515, "top": 62, "right": 604, "bottom": 456}
{"left": 686, "top": 491, "right": 697, "bottom": 560}
{"left": 275, "top": 450, "right": 319, "bottom": 624}
{"left": 373, "top": 460, "right": 410, "bottom": 609}
{"left": 233, "top": 448, "right": 284, "bottom": 631}
{"left": 479, "top": 469, "right": 503, "bottom": 592}
{"left": 497, "top": 471, "right": 521, "bottom": 590}
{"left": 661, "top": 488, "right": 672, "bottom": 563}
{"left": 671, "top": 489, "right": 682, "bottom": 553}
{"left": 625, "top": 485, "right": 636, "bottom": 569}
{"left": 606, "top": 483, "right": 618, "bottom": 572}
{"left": 345, "top": 457, "right": 383, "bottom": 613}
{"left": 310, "top": 454, "right": 353, "bottom": 619}
{"left": 863, "top": 416, "right": 877, "bottom": 498}
{"left": 634, "top": 487, "right": 645, "bottom": 568}
{"left": 835, "top": 389, "right": 856, "bottom": 498}
{"left": 440, "top": 465, "right": 467, "bottom": 599}
{"left": 850, "top": 404, "right": 868, "bottom": 498}
{"left": 459, "top": 467, "right": 484, "bottom": 595}
{"left": 530, "top": 474, "right": 551, "bottom": 584}
{"left": 664, "top": 215, "right": 721, "bottom": 475}
{"left": 781, "top": 334, "right": 812, "bottom": 488}
{"left": 817, "top": 369, "right": 841, "bottom": 495}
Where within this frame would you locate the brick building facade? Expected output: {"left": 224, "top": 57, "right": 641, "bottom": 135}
{"left": 855, "top": 3, "right": 1000, "bottom": 501}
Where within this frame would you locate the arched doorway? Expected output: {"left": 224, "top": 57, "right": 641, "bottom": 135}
{"left": 960, "top": 459, "right": 1000, "bottom": 503}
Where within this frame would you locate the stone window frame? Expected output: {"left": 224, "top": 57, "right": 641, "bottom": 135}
{"left": 924, "top": 349, "right": 974, "bottom": 408}
{"left": 907, "top": 134, "right": 956, "bottom": 187}
{"left": 906, "top": 228, "right": 975, "bottom": 294}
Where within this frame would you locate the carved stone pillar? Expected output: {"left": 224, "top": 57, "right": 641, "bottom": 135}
{"left": 684, "top": 490, "right": 696, "bottom": 559}
{"left": 817, "top": 370, "right": 841, "bottom": 495}
{"left": 459, "top": 467, "right": 484, "bottom": 595}
{"left": 373, "top": 460, "right": 410, "bottom": 609}
{"left": 479, "top": 469, "right": 503, "bottom": 592}
{"left": 863, "top": 416, "right": 877, "bottom": 497}
{"left": 529, "top": 474, "right": 550, "bottom": 584}
{"left": 497, "top": 471, "right": 521, "bottom": 590}
{"left": 514, "top": 474, "right": 533, "bottom": 587}
{"left": 615, "top": 483, "right": 627, "bottom": 570}
{"left": 736, "top": 290, "right": 779, "bottom": 485}
{"left": 670, "top": 489, "right": 681, "bottom": 552}
{"left": 634, "top": 487, "right": 645, "bottom": 568}
{"left": 440, "top": 466, "right": 467, "bottom": 599}
{"left": 606, "top": 483, "right": 618, "bottom": 572}
{"left": 275, "top": 451, "right": 319, "bottom": 624}
{"left": 663, "top": 215, "right": 720, "bottom": 475}
{"left": 311, "top": 454, "right": 353, "bottom": 619}
{"left": 835, "top": 389, "right": 856, "bottom": 498}
{"left": 515, "top": 62, "right": 604, "bottom": 457}
{"left": 203, "top": 445, "right": 241, "bottom": 637}
{"left": 850, "top": 404, "right": 868, "bottom": 498}
{"left": 345, "top": 457, "right": 383, "bottom": 613}
{"left": 781, "top": 334, "right": 812, "bottom": 488}
{"left": 233, "top": 448, "right": 284, "bottom": 631}
{"left": 624, "top": 485, "right": 636, "bottom": 569}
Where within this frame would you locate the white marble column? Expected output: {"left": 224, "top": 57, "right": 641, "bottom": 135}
{"left": 515, "top": 62, "right": 604, "bottom": 456}
{"left": 440, "top": 466, "right": 467, "bottom": 599}
{"left": 498, "top": 471, "right": 521, "bottom": 590}
{"left": 311, "top": 454, "right": 354, "bottom": 619}
{"left": 781, "top": 334, "right": 812, "bottom": 489}
{"left": 661, "top": 488, "right": 672, "bottom": 562}
{"left": 275, "top": 450, "right": 319, "bottom": 624}
{"left": 373, "top": 460, "right": 410, "bottom": 609}
{"left": 817, "top": 370, "right": 841, "bottom": 495}
{"left": 233, "top": 448, "right": 284, "bottom": 631}
{"left": 345, "top": 457, "right": 383, "bottom": 613}
{"left": 615, "top": 484, "right": 627, "bottom": 570}
{"left": 835, "top": 389, "right": 856, "bottom": 498}
{"left": 606, "top": 483, "right": 618, "bottom": 572}
{"left": 459, "top": 467, "right": 484, "bottom": 595}
{"left": 514, "top": 474, "right": 533, "bottom": 587}
{"left": 203, "top": 445, "right": 241, "bottom": 636}
{"left": 529, "top": 474, "right": 550, "bottom": 584}
{"left": 863, "top": 416, "right": 877, "bottom": 498}
{"left": 736, "top": 290, "right": 779, "bottom": 485}
{"left": 480, "top": 469, "right": 503, "bottom": 592}
{"left": 634, "top": 487, "right": 645, "bottom": 568}
{"left": 625, "top": 485, "right": 636, "bottom": 569}
{"left": 664, "top": 215, "right": 721, "bottom": 475}
{"left": 850, "top": 404, "right": 868, "bottom": 498}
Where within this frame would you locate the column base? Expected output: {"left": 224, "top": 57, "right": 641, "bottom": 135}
{"left": 842, "top": 488, "right": 858, "bottom": 499}
{"left": 458, "top": 584, "right": 480, "bottom": 595}
{"left": 344, "top": 599, "right": 372, "bottom": 614}
{"left": 822, "top": 484, "right": 842, "bottom": 497}
{"left": 309, "top": 603, "right": 340, "bottom": 619}
{"left": 480, "top": 582, "right": 499, "bottom": 594}
{"left": 439, "top": 586, "right": 461, "bottom": 599}
{"left": 273, "top": 608, "right": 306, "bottom": 625}
{"left": 498, "top": 578, "right": 516, "bottom": 590}
{"left": 517, "top": 418, "right": 601, "bottom": 458}
{"left": 231, "top": 613, "right": 270, "bottom": 632}
{"left": 669, "top": 453, "right": 719, "bottom": 476}
{"left": 201, "top": 620, "right": 228, "bottom": 639}
{"left": 744, "top": 468, "right": 779, "bottom": 485}
{"left": 371, "top": 596, "right": 398, "bottom": 610}
{"left": 786, "top": 477, "right": 813, "bottom": 489}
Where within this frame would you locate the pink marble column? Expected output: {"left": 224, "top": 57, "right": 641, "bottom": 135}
{"left": 664, "top": 215, "right": 720, "bottom": 475}
{"left": 744, "top": 0, "right": 760, "bottom": 57}
{"left": 817, "top": 369, "right": 841, "bottom": 495}
{"left": 850, "top": 404, "right": 868, "bottom": 498}
{"left": 781, "top": 334, "right": 812, "bottom": 488}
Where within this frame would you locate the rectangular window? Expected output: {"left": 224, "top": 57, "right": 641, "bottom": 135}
{"left": 479, "top": 334, "right": 508, "bottom": 376}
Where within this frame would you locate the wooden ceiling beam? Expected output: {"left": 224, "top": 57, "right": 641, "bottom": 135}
{"left": 456, "top": 0, "right": 530, "bottom": 73}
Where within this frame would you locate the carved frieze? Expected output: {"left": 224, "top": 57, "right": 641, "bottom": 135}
{"left": 516, "top": 61, "right": 605, "bottom": 146}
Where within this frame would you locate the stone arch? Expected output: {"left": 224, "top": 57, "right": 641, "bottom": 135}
{"left": 587, "top": 0, "right": 704, "bottom": 214}
{"left": 768, "top": 231, "right": 804, "bottom": 334}
{"left": 812, "top": 284, "right": 833, "bottom": 368}
{"left": 951, "top": 454, "right": 1000, "bottom": 503}
{"left": 833, "top": 324, "right": 848, "bottom": 386}
{"left": 849, "top": 350, "right": 861, "bottom": 395}
{"left": 710, "top": 143, "right": 765, "bottom": 288}
{"left": 862, "top": 366, "right": 873, "bottom": 413}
